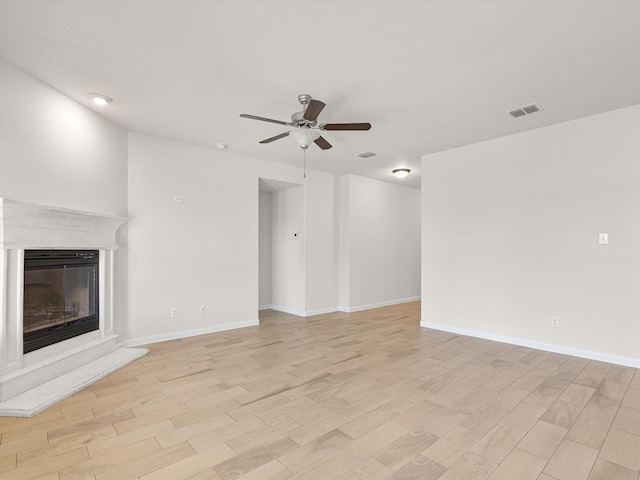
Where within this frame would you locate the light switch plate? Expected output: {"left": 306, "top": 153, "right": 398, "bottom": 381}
{"left": 598, "top": 233, "right": 608, "bottom": 245}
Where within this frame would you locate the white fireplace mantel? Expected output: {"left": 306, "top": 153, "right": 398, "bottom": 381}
{"left": 0, "top": 198, "right": 126, "bottom": 249}
{"left": 0, "top": 198, "right": 147, "bottom": 416}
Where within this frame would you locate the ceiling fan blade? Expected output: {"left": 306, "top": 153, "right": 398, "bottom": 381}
{"left": 240, "top": 114, "right": 293, "bottom": 126}
{"left": 320, "top": 122, "right": 372, "bottom": 131}
{"left": 303, "top": 100, "right": 326, "bottom": 121}
{"left": 259, "top": 131, "right": 290, "bottom": 144}
{"left": 314, "top": 136, "right": 332, "bottom": 150}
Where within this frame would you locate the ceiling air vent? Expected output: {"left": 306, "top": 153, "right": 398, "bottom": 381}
{"left": 508, "top": 103, "right": 542, "bottom": 118}
{"left": 357, "top": 152, "right": 377, "bottom": 158}
{"left": 508, "top": 108, "right": 527, "bottom": 118}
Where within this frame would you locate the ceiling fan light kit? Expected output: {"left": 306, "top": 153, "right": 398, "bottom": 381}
{"left": 240, "top": 94, "right": 371, "bottom": 151}
{"left": 290, "top": 128, "right": 320, "bottom": 150}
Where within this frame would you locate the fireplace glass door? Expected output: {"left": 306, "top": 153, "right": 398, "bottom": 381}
{"left": 23, "top": 250, "right": 99, "bottom": 353}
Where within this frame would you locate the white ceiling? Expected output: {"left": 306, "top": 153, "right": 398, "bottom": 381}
{"left": 1, "top": 1, "right": 640, "bottom": 190}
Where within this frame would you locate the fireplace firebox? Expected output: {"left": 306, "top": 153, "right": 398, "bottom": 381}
{"left": 23, "top": 250, "right": 99, "bottom": 354}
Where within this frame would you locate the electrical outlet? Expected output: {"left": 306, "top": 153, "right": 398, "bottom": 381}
{"left": 170, "top": 307, "right": 178, "bottom": 318}
{"left": 173, "top": 195, "right": 184, "bottom": 203}
{"left": 550, "top": 316, "right": 559, "bottom": 327}
{"left": 199, "top": 305, "right": 206, "bottom": 314}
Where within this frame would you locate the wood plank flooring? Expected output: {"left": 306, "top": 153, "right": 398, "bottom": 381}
{"left": 1, "top": 301, "right": 640, "bottom": 479}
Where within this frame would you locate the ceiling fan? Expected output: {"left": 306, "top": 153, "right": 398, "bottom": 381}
{"left": 240, "top": 94, "right": 371, "bottom": 150}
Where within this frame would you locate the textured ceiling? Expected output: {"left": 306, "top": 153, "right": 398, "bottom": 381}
{"left": 1, "top": 1, "right": 640, "bottom": 189}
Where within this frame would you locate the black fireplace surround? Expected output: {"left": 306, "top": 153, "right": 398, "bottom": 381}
{"left": 23, "top": 250, "right": 99, "bottom": 354}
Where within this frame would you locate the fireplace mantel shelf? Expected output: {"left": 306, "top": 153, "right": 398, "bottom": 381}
{"left": 0, "top": 198, "right": 126, "bottom": 249}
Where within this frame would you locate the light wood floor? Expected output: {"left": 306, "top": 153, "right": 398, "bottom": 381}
{"left": 1, "top": 301, "right": 640, "bottom": 479}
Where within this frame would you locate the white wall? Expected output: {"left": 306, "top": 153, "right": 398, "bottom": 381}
{"left": 258, "top": 190, "right": 273, "bottom": 309}
{"left": 126, "top": 132, "right": 338, "bottom": 344}
{"left": 338, "top": 176, "right": 351, "bottom": 310}
{"left": 127, "top": 133, "right": 260, "bottom": 343}
{"left": 271, "top": 186, "right": 305, "bottom": 314}
{"left": 0, "top": 61, "right": 128, "bottom": 216}
{"left": 305, "top": 173, "right": 339, "bottom": 315}
{"left": 0, "top": 59, "right": 129, "bottom": 337}
{"left": 421, "top": 104, "right": 640, "bottom": 366}
{"left": 339, "top": 174, "right": 421, "bottom": 311}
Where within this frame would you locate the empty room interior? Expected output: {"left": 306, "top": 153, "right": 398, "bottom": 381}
{"left": 1, "top": 1, "right": 640, "bottom": 479}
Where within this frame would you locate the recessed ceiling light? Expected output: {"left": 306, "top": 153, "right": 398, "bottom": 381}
{"left": 89, "top": 93, "right": 113, "bottom": 106}
{"left": 392, "top": 168, "right": 410, "bottom": 179}
{"left": 216, "top": 143, "right": 228, "bottom": 150}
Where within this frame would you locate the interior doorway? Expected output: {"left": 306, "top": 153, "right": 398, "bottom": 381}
{"left": 258, "top": 178, "right": 305, "bottom": 315}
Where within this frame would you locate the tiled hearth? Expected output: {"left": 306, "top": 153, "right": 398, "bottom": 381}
{"left": 0, "top": 198, "right": 147, "bottom": 416}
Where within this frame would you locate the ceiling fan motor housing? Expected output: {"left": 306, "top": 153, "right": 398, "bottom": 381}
{"left": 291, "top": 111, "right": 317, "bottom": 128}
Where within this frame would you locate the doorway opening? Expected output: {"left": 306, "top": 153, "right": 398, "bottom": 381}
{"left": 258, "top": 178, "right": 305, "bottom": 316}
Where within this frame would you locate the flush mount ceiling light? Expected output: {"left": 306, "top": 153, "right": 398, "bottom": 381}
{"left": 392, "top": 168, "right": 411, "bottom": 179}
{"left": 89, "top": 93, "right": 113, "bottom": 106}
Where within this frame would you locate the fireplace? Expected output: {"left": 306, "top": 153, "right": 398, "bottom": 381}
{"left": 23, "top": 250, "right": 100, "bottom": 353}
{"left": 0, "top": 198, "right": 147, "bottom": 415}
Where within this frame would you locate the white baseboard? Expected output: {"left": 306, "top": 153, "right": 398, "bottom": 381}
{"left": 265, "top": 297, "right": 420, "bottom": 318}
{"left": 269, "top": 305, "right": 306, "bottom": 317}
{"left": 269, "top": 305, "right": 335, "bottom": 317}
{"left": 421, "top": 321, "right": 640, "bottom": 369}
{"left": 120, "top": 319, "right": 260, "bottom": 348}
{"left": 304, "top": 307, "right": 339, "bottom": 317}
{"left": 340, "top": 296, "right": 421, "bottom": 313}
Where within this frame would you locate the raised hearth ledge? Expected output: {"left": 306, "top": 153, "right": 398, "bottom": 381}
{"left": 0, "top": 346, "right": 148, "bottom": 417}
{"left": 0, "top": 198, "right": 147, "bottom": 416}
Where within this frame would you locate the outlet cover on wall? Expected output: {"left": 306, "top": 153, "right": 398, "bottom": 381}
{"left": 170, "top": 307, "right": 178, "bottom": 318}
{"left": 550, "top": 316, "right": 559, "bottom": 327}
